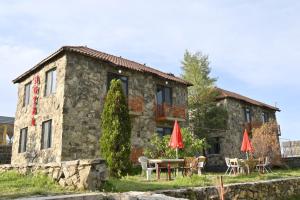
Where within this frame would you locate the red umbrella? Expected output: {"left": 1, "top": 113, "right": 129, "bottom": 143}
{"left": 241, "top": 129, "right": 254, "bottom": 158}
{"left": 169, "top": 120, "right": 184, "bottom": 158}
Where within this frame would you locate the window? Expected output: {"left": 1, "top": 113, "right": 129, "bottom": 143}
{"left": 156, "top": 127, "right": 172, "bottom": 137}
{"left": 207, "top": 137, "right": 221, "bottom": 154}
{"left": 244, "top": 108, "right": 251, "bottom": 123}
{"left": 18, "top": 128, "right": 28, "bottom": 153}
{"left": 23, "top": 82, "right": 31, "bottom": 106}
{"left": 45, "top": 68, "right": 56, "bottom": 96}
{"left": 156, "top": 85, "right": 172, "bottom": 105}
{"left": 41, "top": 120, "right": 52, "bottom": 149}
{"left": 107, "top": 73, "right": 128, "bottom": 95}
{"left": 261, "top": 112, "right": 269, "bottom": 123}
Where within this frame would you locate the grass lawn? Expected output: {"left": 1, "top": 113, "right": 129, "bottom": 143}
{"left": 0, "top": 171, "right": 75, "bottom": 199}
{"left": 1, "top": 169, "right": 300, "bottom": 199}
{"left": 101, "top": 168, "right": 300, "bottom": 192}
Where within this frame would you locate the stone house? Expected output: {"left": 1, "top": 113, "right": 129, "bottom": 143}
{"left": 205, "top": 87, "right": 281, "bottom": 170}
{"left": 11, "top": 46, "right": 191, "bottom": 165}
{"left": 0, "top": 116, "right": 14, "bottom": 145}
{"left": 0, "top": 116, "right": 14, "bottom": 164}
{"left": 281, "top": 141, "right": 300, "bottom": 157}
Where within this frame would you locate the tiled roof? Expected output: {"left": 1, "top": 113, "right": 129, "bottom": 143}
{"left": 215, "top": 87, "right": 280, "bottom": 111}
{"left": 13, "top": 46, "right": 192, "bottom": 86}
{"left": 0, "top": 116, "right": 14, "bottom": 124}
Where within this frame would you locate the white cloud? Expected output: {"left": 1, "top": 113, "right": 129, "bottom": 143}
{"left": 0, "top": 0, "right": 299, "bottom": 139}
{"left": 0, "top": 44, "right": 46, "bottom": 116}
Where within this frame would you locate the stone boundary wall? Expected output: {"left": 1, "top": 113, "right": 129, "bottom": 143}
{"left": 159, "top": 177, "right": 300, "bottom": 200}
{"left": 15, "top": 177, "right": 300, "bottom": 200}
{"left": 283, "top": 157, "right": 300, "bottom": 168}
{"left": 0, "top": 145, "right": 12, "bottom": 164}
{"left": 0, "top": 158, "right": 107, "bottom": 190}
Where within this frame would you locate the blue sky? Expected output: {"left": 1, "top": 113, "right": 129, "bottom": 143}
{"left": 0, "top": 0, "right": 299, "bottom": 141}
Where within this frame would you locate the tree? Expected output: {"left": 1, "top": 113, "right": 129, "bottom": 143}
{"left": 100, "top": 79, "right": 132, "bottom": 178}
{"left": 252, "top": 120, "right": 282, "bottom": 166}
{"left": 144, "top": 128, "right": 207, "bottom": 159}
{"left": 181, "top": 50, "right": 228, "bottom": 138}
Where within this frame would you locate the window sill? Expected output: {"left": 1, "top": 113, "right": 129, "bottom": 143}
{"left": 44, "top": 92, "right": 56, "bottom": 98}
{"left": 40, "top": 147, "right": 52, "bottom": 151}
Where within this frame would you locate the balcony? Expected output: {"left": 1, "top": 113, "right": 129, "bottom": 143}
{"left": 155, "top": 103, "right": 186, "bottom": 122}
{"left": 244, "top": 121, "right": 281, "bottom": 136}
{"left": 128, "top": 96, "right": 144, "bottom": 116}
{"left": 244, "top": 121, "right": 263, "bottom": 133}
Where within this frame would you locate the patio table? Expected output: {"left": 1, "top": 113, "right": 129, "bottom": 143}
{"left": 148, "top": 159, "right": 184, "bottom": 180}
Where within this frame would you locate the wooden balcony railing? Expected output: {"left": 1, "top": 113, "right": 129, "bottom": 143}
{"left": 128, "top": 96, "right": 144, "bottom": 115}
{"left": 244, "top": 121, "right": 263, "bottom": 133}
{"left": 155, "top": 103, "right": 186, "bottom": 121}
{"left": 244, "top": 121, "right": 281, "bottom": 136}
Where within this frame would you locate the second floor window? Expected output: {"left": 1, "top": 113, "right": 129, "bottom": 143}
{"left": 18, "top": 128, "right": 28, "bottom": 153}
{"left": 41, "top": 120, "right": 52, "bottom": 149}
{"left": 23, "top": 82, "right": 31, "bottom": 106}
{"left": 45, "top": 68, "right": 56, "bottom": 96}
{"left": 262, "top": 112, "right": 269, "bottom": 123}
{"left": 244, "top": 108, "right": 251, "bottom": 123}
{"left": 107, "top": 73, "right": 128, "bottom": 95}
{"left": 156, "top": 85, "right": 172, "bottom": 105}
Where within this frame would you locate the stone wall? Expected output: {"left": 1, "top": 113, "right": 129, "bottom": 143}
{"left": 205, "top": 98, "right": 279, "bottom": 170}
{"left": 61, "top": 52, "right": 188, "bottom": 161}
{"left": 283, "top": 157, "right": 300, "bottom": 168}
{"left": 160, "top": 177, "right": 300, "bottom": 200}
{"left": 205, "top": 154, "right": 226, "bottom": 172}
{"left": 0, "top": 158, "right": 107, "bottom": 190}
{"left": 282, "top": 140, "right": 300, "bottom": 157}
{"left": 12, "top": 54, "right": 66, "bottom": 165}
{"left": 0, "top": 145, "right": 12, "bottom": 164}
{"left": 12, "top": 50, "right": 188, "bottom": 165}
{"left": 16, "top": 177, "right": 300, "bottom": 200}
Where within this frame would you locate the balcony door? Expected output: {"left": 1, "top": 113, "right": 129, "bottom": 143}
{"left": 156, "top": 85, "right": 172, "bottom": 105}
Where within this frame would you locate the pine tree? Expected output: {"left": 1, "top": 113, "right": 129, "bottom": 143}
{"left": 181, "top": 50, "right": 228, "bottom": 138}
{"left": 100, "top": 79, "right": 132, "bottom": 178}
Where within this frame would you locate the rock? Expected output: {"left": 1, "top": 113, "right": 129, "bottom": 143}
{"left": 58, "top": 179, "right": 66, "bottom": 187}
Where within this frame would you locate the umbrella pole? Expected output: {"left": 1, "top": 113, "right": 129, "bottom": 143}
{"left": 176, "top": 148, "right": 179, "bottom": 177}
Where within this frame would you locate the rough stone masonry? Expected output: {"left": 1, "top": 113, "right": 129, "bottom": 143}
{"left": 0, "top": 158, "right": 108, "bottom": 190}
{"left": 11, "top": 46, "right": 189, "bottom": 165}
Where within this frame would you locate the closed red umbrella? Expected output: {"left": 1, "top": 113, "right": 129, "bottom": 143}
{"left": 241, "top": 129, "right": 254, "bottom": 158}
{"left": 169, "top": 120, "right": 184, "bottom": 158}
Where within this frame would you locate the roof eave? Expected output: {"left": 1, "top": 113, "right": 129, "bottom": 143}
{"left": 12, "top": 47, "right": 68, "bottom": 84}
{"left": 12, "top": 46, "right": 191, "bottom": 86}
{"left": 216, "top": 96, "right": 280, "bottom": 112}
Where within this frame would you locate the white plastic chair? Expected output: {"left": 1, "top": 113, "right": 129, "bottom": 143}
{"left": 230, "top": 158, "right": 240, "bottom": 175}
{"left": 256, "top": 157, "right": 272, "bottom": 173}
{"left": 138, "top": 156, "right": 156, "bottom": 180}
{"left": 197, "top": 156, "right": 206, "bottom": 175}
{"left": 224, "top": 157, "right": 232, "bottom": 175}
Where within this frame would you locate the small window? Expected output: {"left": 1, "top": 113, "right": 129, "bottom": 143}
{"left": 23, "top": 82, "right": 31, "bottom": 106}
{"left": 107, "top": 73, "right": 128, "bottom": 95}
{"left": 18, "top": 128, "right": 28, "bottom": 153}
{"left": 207, "top": 137, "right": 221, "bottom": 154}
{"left": 45, "top": 68, "right": 56, "bottom": 96}
{"left": 156, "top": 127, "right": 172, "bottom": 137}
{"left": 244, "top": 108, "right": 251, "bottom": 123}
{"left": 156, "top": 85, "right": 172, "bottom": 105}
{"left": 261, "top": 112, "right": 269, "bottom": 123}
{"left": 41, "top": 120, "right": 52, "bottom": 149}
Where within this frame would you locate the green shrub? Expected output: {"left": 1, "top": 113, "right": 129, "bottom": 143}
{"left": 144, "top": 128, "right": 207, "bottom": 158}
{"left": 100, "top": 79, "right": 132, "bottom": 178}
